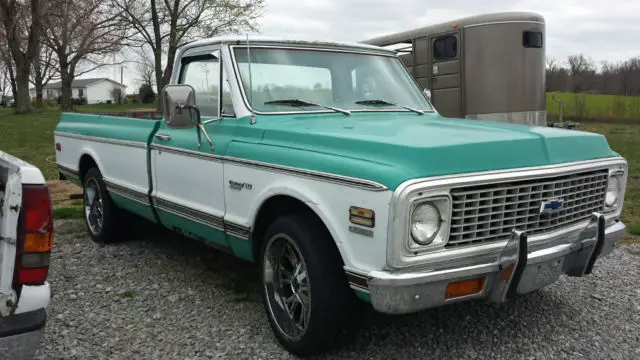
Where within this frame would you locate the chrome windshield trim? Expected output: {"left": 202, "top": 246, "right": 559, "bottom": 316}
{"left": 228, "top": 44, "right": 434, "bottom": 116}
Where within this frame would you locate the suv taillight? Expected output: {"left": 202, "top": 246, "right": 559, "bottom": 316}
{"left": 15, "top": 184, "right": 54, "bottom": 286}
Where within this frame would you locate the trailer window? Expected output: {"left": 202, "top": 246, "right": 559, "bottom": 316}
{"left": 523, "top": 31, "right": 543, "bottom": 48}
{"left": 433, "top": 36, "right": 457, "bottom": 61}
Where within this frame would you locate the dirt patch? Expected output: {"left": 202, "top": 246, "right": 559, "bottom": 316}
{"left": 47, "top": 180, "right": 82, "bottom": 209}
{"left": 620, "top": 233, "right": 640, "bottom": 246}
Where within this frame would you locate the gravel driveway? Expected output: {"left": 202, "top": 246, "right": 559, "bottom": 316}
{"left": 35, "top": 219, "right": 640, "bottom": 360}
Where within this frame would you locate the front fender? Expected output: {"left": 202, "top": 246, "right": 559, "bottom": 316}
{"left": 223, "top": 161, "right": 393, "bottom": 272}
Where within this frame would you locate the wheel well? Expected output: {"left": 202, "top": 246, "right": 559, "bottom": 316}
{"left": 79, "top": 154, "right": 98, "bottom": 183}
{"left": 251, "top": 195, "right": 341, "bottom": 264}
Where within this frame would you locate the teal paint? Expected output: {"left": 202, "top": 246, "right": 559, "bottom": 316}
{"left": 145, "top": 120, "right": 163, "bottom": 225}
{"left": 354, "top": 289, "right": 371, "bottom": 303}
{"left": 155, "top": 209, "right": 229, "bottom": 248}
{"left": 57, "top": 112, "right": 160, "bottom": 143}
{"left": 151, "top": 118, "right": 239, "bottom": 156}
{"left": 109, "top": 194, "right": 157, "bottom": 223}
{"left": 227, "top": 112, "right": 619, "bottom": 190}
{"left": 58, "top": 110, "right": 619, "bottom": 192}
{"left": 226, "top": 234, "right": 255, "bottom": 262}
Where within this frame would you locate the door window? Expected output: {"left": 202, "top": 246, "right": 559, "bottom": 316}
{"left": 179, "top": 53, "right": 221, "bottom": 118}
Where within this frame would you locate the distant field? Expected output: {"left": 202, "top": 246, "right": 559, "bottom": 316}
{"left": 546, "top": 92, "right": 640, "bottom": 121}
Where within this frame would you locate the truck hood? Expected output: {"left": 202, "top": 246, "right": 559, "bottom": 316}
{"left": 249, "top": 112, "right": 617, "bottom": 190}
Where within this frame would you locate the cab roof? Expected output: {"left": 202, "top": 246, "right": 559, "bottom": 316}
{"left": 178, "top": 35, "right": 397, "bottom": 55}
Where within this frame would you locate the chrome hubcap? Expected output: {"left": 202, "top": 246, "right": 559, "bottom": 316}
{"left": 263, "top": 234, "right": 311, "bottom": 341}
{"left": 84, "top": 179, "right": 104, "bottom": 235}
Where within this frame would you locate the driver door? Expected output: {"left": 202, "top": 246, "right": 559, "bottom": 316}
{"left": 150, "top": 48, "right": 231, "bottom": 247}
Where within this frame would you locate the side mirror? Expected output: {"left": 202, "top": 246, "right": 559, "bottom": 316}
{"left": 162, "top": 84, "right": 200, "bottom": 128}
{"left": 423, "top": 88, "right": 432, "bottom": 101}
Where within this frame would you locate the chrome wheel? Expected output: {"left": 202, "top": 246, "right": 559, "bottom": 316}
{"left": 263, "top": 233, "right": 311, "bottom": 341}
{"left": 84, "top": 178, "right": 104, "bottom": 235}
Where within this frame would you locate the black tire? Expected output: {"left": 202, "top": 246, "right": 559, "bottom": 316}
{"left": 259, "top": 213, "right": 356, "bottom": 357}
{"left": 82, "top": 167, "right": 130, "bottom": 244}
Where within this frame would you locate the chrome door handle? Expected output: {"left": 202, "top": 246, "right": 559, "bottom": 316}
{"left": 154, "top": 134, "right": 171, "bottom": 141}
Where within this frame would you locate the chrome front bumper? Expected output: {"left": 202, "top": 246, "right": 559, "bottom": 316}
{"left": 362, "top": 214, "right": 626, "bottom": 314}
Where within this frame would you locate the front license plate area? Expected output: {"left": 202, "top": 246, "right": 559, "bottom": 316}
{"left": 516, "top": 256, "right": 565, "bottom": 294}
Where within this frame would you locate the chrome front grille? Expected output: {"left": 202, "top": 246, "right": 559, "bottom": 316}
{"left": 447, "top": 169, "right": 609, "bottom": 247}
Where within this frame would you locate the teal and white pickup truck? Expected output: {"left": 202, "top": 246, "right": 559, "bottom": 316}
{"left": 54, "top": 36, "right": 628, "bottom": 356}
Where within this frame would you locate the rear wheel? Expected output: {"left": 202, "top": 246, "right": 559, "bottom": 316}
{"left": 82, "top": 167, "right": 130, "bottom": 244}
{"left": 260, "top": 213, "right": 355, "bottom": 357}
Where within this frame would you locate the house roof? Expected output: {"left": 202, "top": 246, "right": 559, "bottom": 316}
{"left": 40, "top": 78, "right": 126, "bottom": 90}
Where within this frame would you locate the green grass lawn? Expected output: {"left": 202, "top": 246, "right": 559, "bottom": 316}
{"left": 579, "top": 123, "right": 640, "bottom": 236}
{"left": 0, "top": 103, "right": 155, "bottom": 179}
{"left": 547, "top": 92, "right": 640, "bottom": 121}
{"left": 0, "top": 104, "right": 638, "bottom": 235}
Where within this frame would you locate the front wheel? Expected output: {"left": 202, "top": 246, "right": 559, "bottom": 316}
{"left": 260, "top": 214, "right": 355, "bottom": 357}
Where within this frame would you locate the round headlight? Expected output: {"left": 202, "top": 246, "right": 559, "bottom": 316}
{"left": 605, "top": 175, "right": 621, "bottom": 207}
{"left": 411, "top": 202, "right": 441, "bottom": 245}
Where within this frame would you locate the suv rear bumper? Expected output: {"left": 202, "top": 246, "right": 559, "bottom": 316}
{"left": 362, "top": 214, "right": 625, "bottom": 314}
{"left": 0, "top": 282, "right": 51, "bottom": 360}
{"left": 0, "top": 308, "right": 46, "bottom": 360}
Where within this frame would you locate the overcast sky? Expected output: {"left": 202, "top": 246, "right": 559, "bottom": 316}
{"left": 92, "top": 0, "right": 640, "bottom": 92}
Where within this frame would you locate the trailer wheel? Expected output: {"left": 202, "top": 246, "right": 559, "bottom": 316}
{"left": 82, "top": 167, "right": 129, "bottom": 244}
{"left": 259, "top": 213, "right": 355, "bottom": 357}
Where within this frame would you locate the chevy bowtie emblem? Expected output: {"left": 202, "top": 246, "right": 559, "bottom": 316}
{"left": 540, "top": 198, "right": 564, "bottom": 214}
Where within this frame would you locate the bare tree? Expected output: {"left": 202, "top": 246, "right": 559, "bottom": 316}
{"left": 0, "top": 63, "right": 10, "bottom": 103}
{"left": 0, "top": 43, "right": 16, "bottom": 100}
{"left": 113, "top": 0, "right": 265, "bottom": 110}
{"left": 44, "top": 0, "right": 128, "bottom": 111}
{"left": 0, "top": 0, "right": 49, "bottom": 113}
{"left": 135, "top": 46, "right": 155, "bottom": 87}
{"left": 30, "top": 42, "right": 59, "bottom": 107}
{"left": 567, "top": 54, "right": 595, "bottom": 92}
{"left": 617, "top": 57, "right": 640, "bottom": 96}
{"left": 567, "top": 54, "right": 595, "bottom": 76}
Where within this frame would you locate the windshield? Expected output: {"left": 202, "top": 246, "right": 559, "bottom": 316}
{"left": 231, "top": 46, "right": 433, "bottom": 114}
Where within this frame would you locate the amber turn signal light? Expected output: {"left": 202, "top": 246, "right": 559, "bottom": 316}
{"left": 445, "top": 277, "right": 486, "bottom": 300}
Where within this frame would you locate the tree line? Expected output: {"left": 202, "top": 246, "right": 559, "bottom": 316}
{"left": 0, "top": 0, "right": 265, "bottom": 113}
{"left": 546, "top": 54, "right": 640, "bottom": 96}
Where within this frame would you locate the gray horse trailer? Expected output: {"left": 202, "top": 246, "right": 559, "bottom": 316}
{"left": 361, "top": 12, "right": 546, "bottom": 126}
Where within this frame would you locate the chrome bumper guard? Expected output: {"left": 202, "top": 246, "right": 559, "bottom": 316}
{"left": 364, "top": 213, "right": 626, "bottom": 314}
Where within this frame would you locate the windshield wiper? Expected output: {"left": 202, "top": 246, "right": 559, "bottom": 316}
{"left": 264, "top": 99, "right": 351, "bottom": 116}
{"left": 355, "top": 99, "right": 425, "bottom": 115}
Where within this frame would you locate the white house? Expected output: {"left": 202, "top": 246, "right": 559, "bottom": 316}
{"left": 30, "top": 78, "right": 127, "bottom": 104}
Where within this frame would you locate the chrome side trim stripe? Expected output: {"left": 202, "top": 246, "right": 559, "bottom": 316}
{"left": 57, "top": 131, "right": 388, "bottom": 192}
{"left": 154, "top": 196, "right": 225, "bottom": 231}
{"left": 54, "top": 131, "right": 147, "bottom": 149}
{"left": 223, "top": 155, "right": 387, "bottom": 191}
{"left": 58, "top": 164, "right": 80, "bottom": 182}
{"left": 150, "top": 143, "right": 387, "bottom": 191}
{"left": 151, "top": 144, "right": 223, "bottom": 163}
{"left": 224, "top": 222, "right": 252, "bottom": 240}
{"left": 58, "top": 164, "right": 79, "bottom": 176}
{"left": 105, "top": 181, "right": 150, "bottom": 205}
{"left": 102, "top": 180, "right": 251, "bottom": 241}
{"left": 346, "top": 270, "right": 370, "bottom": 292}
{"left": 153, "top": 196, "right": 251, "bottom": 240}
